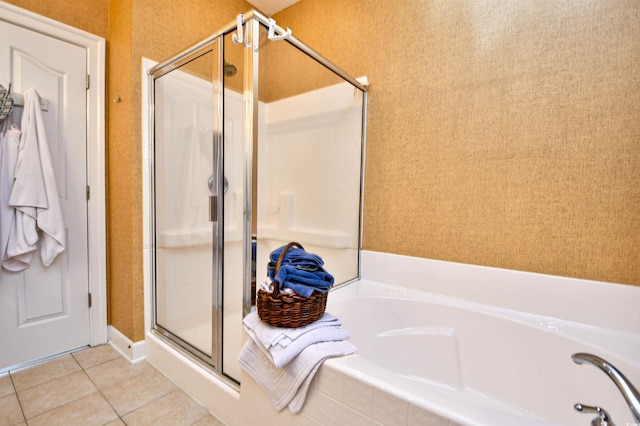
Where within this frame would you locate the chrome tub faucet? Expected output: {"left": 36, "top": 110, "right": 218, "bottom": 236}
{"left": 572, "top": 352, "right": 640, "bottom": 425}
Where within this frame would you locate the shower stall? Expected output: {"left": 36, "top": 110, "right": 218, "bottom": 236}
{"left": 147, "top": 11, "right": 367, "bottom": 384}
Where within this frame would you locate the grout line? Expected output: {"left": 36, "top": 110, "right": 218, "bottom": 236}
{"left": 79, "top": 348, "right": 187, "bottom": 424}
{"left": 14, "top": 347, "right": 113, "bottom": 423}
{"left": 9, "top": 353, "right": 81, "bottom": 393}
{"left": 79, "top": 350, "right": 125, "bottom": 424}
{"left": 8, "top": 372, "right": 27, "bottom": 425}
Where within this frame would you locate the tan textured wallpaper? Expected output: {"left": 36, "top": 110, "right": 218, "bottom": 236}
{"left": 4, "top": 0, "right": 109, "bottom": 38}
{"left": 260, "top": 31, "right": 344, "bottom": 102}
{"left": 275, "top": 0, "right": 640, "bottom": 286}
{"left": 107, "top": 0, "right": 135, "bottom": 339}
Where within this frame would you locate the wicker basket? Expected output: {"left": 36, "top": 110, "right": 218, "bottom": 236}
{"left": 256, "top": 242, "right": 328, "bottom": 328}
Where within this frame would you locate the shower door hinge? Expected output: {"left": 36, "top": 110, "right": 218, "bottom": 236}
{"left": 86, "top": 185, "right": 90, "bottom": 200}
{"left": 88, "top": 293, "right": 92, "bottom": 308}
{"left": 86, "top": 74, "right": 90, "bottom": 90}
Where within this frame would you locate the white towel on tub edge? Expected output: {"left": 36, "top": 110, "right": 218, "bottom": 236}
{"left": 243, "top": 310, "right": 341, "bottom": 349}
{"left": 245, "top": 320, "right": 351, "bottom": 368}
{"left": 238, "top": 337, "right": 355, "bottom": 413}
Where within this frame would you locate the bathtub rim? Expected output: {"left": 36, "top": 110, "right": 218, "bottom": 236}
{"left": 327, "top": 279, "right": 640, "bottom": 369}
{"left": 360, "top": 250, "right": 640, "bottom": 335}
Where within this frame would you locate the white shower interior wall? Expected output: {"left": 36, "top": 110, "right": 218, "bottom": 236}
{"left": 148, "top": 57, "right": 363, "bottom": 383}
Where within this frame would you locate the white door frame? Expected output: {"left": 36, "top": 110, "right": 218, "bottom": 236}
{"left": 0, "top": 1, "right": 107, "bottom": 346}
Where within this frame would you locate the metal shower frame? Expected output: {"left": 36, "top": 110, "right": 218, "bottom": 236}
{"left": 147, "top": 9, "right": 368, "bottom": 386}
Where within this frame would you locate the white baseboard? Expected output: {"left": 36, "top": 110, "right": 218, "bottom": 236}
{"left": 108, "top": 325, "right": 146, "bottom": 363}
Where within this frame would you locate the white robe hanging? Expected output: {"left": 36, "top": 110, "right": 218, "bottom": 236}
{"left": 3, "top": 88, "right": 65, "bottom": 271}
{"left": 0, "top": 118, "right": 24, "bottom": 269}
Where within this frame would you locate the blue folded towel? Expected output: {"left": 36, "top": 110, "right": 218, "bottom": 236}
{"left": 268, "top": 245, "right": 334, "bottom": 297}
{"left": 273, "top": 264, "right": 334, "bottom": 298}
{"left": 269, "top": 246, "right": 324, "bottom": 269}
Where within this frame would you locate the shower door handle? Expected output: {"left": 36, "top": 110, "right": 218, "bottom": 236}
{"left": 209, "top": 196, "right": 218, "bottom": 222}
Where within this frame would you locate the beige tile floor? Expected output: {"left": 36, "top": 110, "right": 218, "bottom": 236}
{"left": 0, "top": 345, "right": 225, "bottom": 426}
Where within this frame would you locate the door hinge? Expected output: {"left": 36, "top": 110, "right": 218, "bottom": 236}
{"left": 86, "top": 185, "right": 90, "bottom": 200}
{"left": 88, "top": 293, "right": 92, "bottom": 308}
{"left": 86, "top": 74, "right": 90, "bottom": 90}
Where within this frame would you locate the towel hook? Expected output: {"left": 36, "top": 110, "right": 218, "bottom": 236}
{"left": 0, "top": 83, "right": 14, "bottom": 121}
{"left": 267, "top": 18, "right": 291, "bottom": 41}
{"left": 232, "top": 14, "right": 244, "bottom": 45}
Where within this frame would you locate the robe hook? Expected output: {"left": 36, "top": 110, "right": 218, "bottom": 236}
{"left": 267, "top": 18, "right": 291, "bottom": 41}
{"left": 232, "top": 14, "right": 244, "bottom": 45}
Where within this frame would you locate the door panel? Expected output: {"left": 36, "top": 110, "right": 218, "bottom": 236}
{"left": 153, "top": 50, "right": 216, "bottom": 360}
{"left": 0, "top": 20, "right": 90, "bottom": 370}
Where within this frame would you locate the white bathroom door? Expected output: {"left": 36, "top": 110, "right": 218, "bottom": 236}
{"left": 0, "top": 20, "right": 91, "bottom": 370}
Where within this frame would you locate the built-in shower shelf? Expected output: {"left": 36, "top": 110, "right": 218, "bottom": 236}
{"left": 260, "top": 227, "right": 352, "bottom": 249}
{"left": 155, "top": 229, "right": 210, "bottom": 248}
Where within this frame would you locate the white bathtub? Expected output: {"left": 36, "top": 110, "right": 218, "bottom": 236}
{"left": 145, "top": 251, "right": 640, "bottom": 426}
{"left": 322, "top": 264, "right": 640, "bottom": 425}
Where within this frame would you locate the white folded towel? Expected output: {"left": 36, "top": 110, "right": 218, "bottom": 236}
{"left": 243, "top": 311, "right": 340, "bottom": 350}
{"left": 246, "top": 321, "right": 350, "bottom": 368}
{"left": 238, "top": 337, "right": 355, "bottom": 413}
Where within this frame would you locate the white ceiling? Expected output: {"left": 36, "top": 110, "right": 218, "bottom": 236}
{"left": 248, "top": 0, "right": 301, "bottom": 16}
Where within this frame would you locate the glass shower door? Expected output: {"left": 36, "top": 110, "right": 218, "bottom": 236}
{"left": 150, "top": 29, "right": 248, "bottom": 384}
{"left": 151, "top": 39, "right": 223, "bottom": 368}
